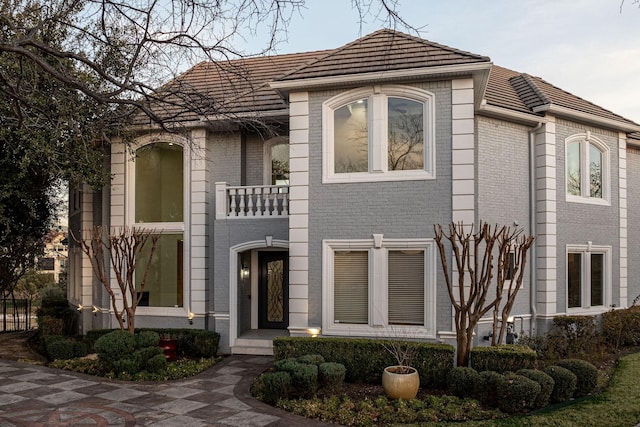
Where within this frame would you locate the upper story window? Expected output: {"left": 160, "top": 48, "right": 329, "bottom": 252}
{"left": 565, "top": 133, "right": 609, "bottom": 205}
{"left": 263, "top": 137, "right": 290, "bottom": 185}
{"left": 323, "top": 85, "right": 435, "bottom": 183}
{"left": 133, "top": 141, "right": 186, "bottom": 308}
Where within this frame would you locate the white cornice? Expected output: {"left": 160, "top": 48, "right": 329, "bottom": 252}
{"left": 533, "top": 104, "right": 640, "bottom": 133}
{"left": 478, "top": 102, "right": 546, "bottom": 126}
{"left": 269, "top": 62, "right": 493, "bottom": 91}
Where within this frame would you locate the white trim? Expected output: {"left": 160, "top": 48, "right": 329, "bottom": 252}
{"left": 478, "top": 102, "right": 547, "bottom": 126}
{"left": 564, "top": 132, "right": 611, "bottom": 205}
{"left": 322, "top": 85, "right": 435, "bottom": 184}
{"left": 619, "top": 133, "right": 628, "bottom": 307}
{"left": 565, "top": 244, "right": 612, "bottom": 314}
{"left": 322, "top": 237, "right": 437, "bottom": 339}
{"left": 229, "top": 240, "right": 289, "bottom": 349}
{"left": 533, "top": 104, "right": 640, "bottom": 133}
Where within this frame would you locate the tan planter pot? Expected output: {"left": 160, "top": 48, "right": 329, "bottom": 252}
{"left": 382, "top": 365, "right": 420, "bottom": 400}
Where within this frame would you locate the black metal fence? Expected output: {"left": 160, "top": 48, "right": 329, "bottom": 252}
{"left": 0, "top": 297, "right": 33, "bottom": 332}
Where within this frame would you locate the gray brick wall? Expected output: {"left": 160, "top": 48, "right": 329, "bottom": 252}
{"left": 627, "top": 147, "right": 640, "bottom": 304}
{"left": 306, "top": 81, "right": 454, "bottom": 330}
{"left": 555, "top": 119, "right": 620, "bottom": 311}
{"left": 245, "top": 134, "right": 265, "bottom": 186}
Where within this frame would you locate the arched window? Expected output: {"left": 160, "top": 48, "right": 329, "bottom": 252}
{"left": 323, "top": 85, "right": 435, "bottom": 183}
{"left": 565, "top": 133, "right": 609, "bottom": 204}
{"left": 134, "top": 142, "right": 185, "bottom": 308}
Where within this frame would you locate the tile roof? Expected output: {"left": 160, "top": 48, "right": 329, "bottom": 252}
{"left": 141, "top": 29, "right": 638, "bottom": 133}
{"left": 277, "top": 29, "right": 490, "bottom": 81}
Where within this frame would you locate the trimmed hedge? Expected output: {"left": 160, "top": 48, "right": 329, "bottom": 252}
{"left": 447, "top": 366, "right": 481, "bottom": 398}
{"left": 517, "top": 369, "right": 555, "bottom": 408}
{"left": 544, "top": 365, "right": 577, "bottom": 403}
{"left": 84, "top": 328, "right": 220, "bottom": 358}
{"left": 273, "top": 337, "right": 454, "bottom": 388}
{"left": 602, "top": 306, "right": 640, "bottom": 349}
{"left": 556, "top": 358, "right": 598, "bottom": 397}
{"left": 470, "top": 345, "right": 536, "bottom": 373}
{"left": 478, "top": 370, "right": 505, "bottom": 407}
{"left": 497, "top": 373, "right": 541, "bottom": 413}
{"left": 42, "top": 335, "right": 88, "bottom": 361}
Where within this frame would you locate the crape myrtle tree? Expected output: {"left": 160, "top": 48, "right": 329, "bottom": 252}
{"left": 434, "top": 222, "right": 535, "bottom": 367}
{"left": 0, "top": 0, "right": 414, "bottom": 295}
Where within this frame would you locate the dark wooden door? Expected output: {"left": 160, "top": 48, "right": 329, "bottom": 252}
{"left": 258, "top": 251, "right": 289, "bottom": 329}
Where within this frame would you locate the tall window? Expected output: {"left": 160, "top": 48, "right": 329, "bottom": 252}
{"left": 565, "top": 134, "right": 609, "bottom": 204}
{"left": 264, "top": 138, "right": 290, "bottom": 185}
{"left": 134, "top": 143, "right": 184, "bottom": 307}
{"left": 567, "top": 245, "right": 609, "bottom": 312}
{"left": 323, "top": 85, "right": 434, "bottom": 183}
{"left": 323, "top": 238, "right": 436, "bottom": 338}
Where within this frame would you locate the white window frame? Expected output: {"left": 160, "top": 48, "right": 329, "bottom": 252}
{"left": 566, "top": 243, "right": 611, "bottom": 314}
{"left": 125, "top": 136, "right": 191, "bottom": 316}
{"left": 322, "top": 85, "right": 435, "bottom": 184}
{"left": 322, "top": 237, "right": 436, "bottom": 338}
{"left": 565, "top": 132, "right": 610, "bottom": 206}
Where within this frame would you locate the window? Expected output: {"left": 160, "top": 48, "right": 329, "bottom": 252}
{"left": 133, "top": 142, "right": 185, "bottom": 307}
{"left": 323, "top": 85, "right": 435, "bottom": 183}
{"left": 566, "top": 244, "right": 610, "bottom": 312}
{"left": 323, "top": 238, "right": 436, "bottom": 338}
{"left": 565, "top": 133, "right": 609, "bottom": 204}
{"left": 263, "top": 138, "right": 290, "bottom": 185}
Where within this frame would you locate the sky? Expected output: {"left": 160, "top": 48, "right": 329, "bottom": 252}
{"left": 238, "top": 0, "right": 640, "bottom": 124}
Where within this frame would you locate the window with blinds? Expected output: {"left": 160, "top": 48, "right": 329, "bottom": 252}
{"left": 388, "top": 250, "right": 424, "bottom": 325}
{"left": 334, "top": 251, "right": 368, "bottom": 324}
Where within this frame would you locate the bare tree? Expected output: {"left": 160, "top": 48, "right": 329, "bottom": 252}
{"left": 73, "top": 226, "right": 159, "bottom": 333}
{"left": 434, "top": 222, "right": 534, "bottom": 367}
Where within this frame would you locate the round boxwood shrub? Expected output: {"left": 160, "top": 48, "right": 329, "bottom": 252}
{"left": 273, "top": 358, "right": 300, "bottom": 372}
{"left": 289, "top": 363, "right": 318, "bottom": 397}
{"left": 145, "top": 353, "right": 168, "bottom": 373}
{"left": 319, "top": 362, "right": 346, "bottom": 393}
{"left": 297, "top": 354, "right": 325, "bottom": 366}
{"left": 257, "top": 371, "right": 292, "bottom": 404}
{"left": 544, "top": 365, "right": 577, "bottom": 403}
{"left": 497, "top": 373, "right": 541, "bottom": 413}
{"left": 478, "top": 370, "right": 505, "bottom": 407}
{"left": 556, "top": 358, "right": 598, "bottom": 397}
{"left": 46, "top": 338, "right": 76, "bottom": 361}
{"left": 517, "top": 369, "right": 555, "bottom": 408}
{"left": 447, "top": 366, "right": 481, "bottom": 398}
{"left": 94, "top": 330, "right": 136, "bottom": 363}
{"left": 136, "top": 330, "right": 160, "bottom": 348}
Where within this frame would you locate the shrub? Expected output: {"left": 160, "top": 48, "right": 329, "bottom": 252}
{"left": 544, "top": 365, "right": 577, "bottom": 403}
{"left": 73, "top": 341, "right": 88, "bottom": 358}
{"left": 319, "top": 362, "right": 346, "bottom": 393}
{"left": 94, "top": 330, "right": 136, "bottom": 365}
{"left": 36, "top": 287, "right": 78, "bottom": 336}
{"left": 136, "top": 330, "right": 160, "bottom": 348}
{"left": 545, "top": 315, "right": 602, "bottom": 360}
{"left": 470, "top": 345, "right": 536, "bottom": 373}
{"left": 45, "top": 337, "right": 76, "bottom": 361}
{"left": 497, "top": 373, "right": 541, "bottom": 413}
{"left": 145, "top": 353, "right": 168, "bottom": 373}
{"left": 112, "top": 357, "right": 139, "bottom": 374}
{"left": 602, "top": 306, "right": 640, "bottom": 350}
{"left": 273, "top": 337, "right": 454, "bottom": 388}
{"left": 478, "top": 370, "right": 505, "bottom": 407}
{"left": 289, "top": 363, "right": 318, "bottom": 397}
{"left": 257, "top": 371, "right": 292, "bottom": 405}
{"left": 297, "top": 354, "right": 325, "bottom": 365}
{"left": 274, "top": 358, "right": 300, "bottom": 373}
{"left": 517, "top": 369, "right": 555, "bottom": 408}
{"left": 134, "top": 346, "right": 164, "bottom": 370}
{"left": 447, "top": 366, "right": 481, "bottom": 398}
{"left": 556, "top": 358, "right": 598, "bottom": 397}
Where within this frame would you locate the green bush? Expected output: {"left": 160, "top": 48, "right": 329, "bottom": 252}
{"left": 319, "top": 362, "right": 346, "bottom": 393}
{"left": 134, "top": 346, "right": 164, "bottom": 370}
{"left": 45, "top": 337, "right": 76, "bottom": 361}
{"left": 112, "top": 357, "right": 139, "bottom": 374}
{"left": 556, "top": 358, "right": 598, "bottom": 397}
{"left": 478, "top": 370, "right": 505, "bottom": 407}
{"left": 73, "top": 341, "right": 88, "bottom": 358}
{"left": 136, "top": 330, "right": 160, "bottom": 348}
{"left": 517, "top": 369, "right": 555, "bottom": 408}
{"left": 602, "top": 306, "right": 640, "bottom": 350}
{"left": 290, "top": 363, "right": 318, "bottom": 397}
{"left": 545, "top": 315, "right": 602, "bottom": 360}
{"left": 145, "top": 353, "right": 168, "bottom": 373}
{"left": 36, "top": 287, "right": 78, "bottom": 336}
{"left": 447, "top": 366, "right": 481, "bottom": 398}
{"left": 257, "top": 371, "right": 292, "bottom": 405}
{"left": 497, "top": 373, "right": 541, "bottom": 413}
{"left": 94, "top": 330, "right": 136, "bottom": 365}
{"left": 470, "top": 345, "right": 536, "bottom": 373}
{"left": 274, "top": 358, "right": 300, "bottom": 372}
{"left": 297, "top": 354, "right": 325, "bottom": 365}
{"left": 544, "top": 365, "right": 577, "bottom": 403}
{"left": 273, "top": 337, "right": 454, "bottom": 388}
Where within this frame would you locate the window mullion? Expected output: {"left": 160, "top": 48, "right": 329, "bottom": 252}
{"left": 583, "top": 250, "right": 591, "bottom": 309}
{"left": 371, "top": 247, "right": 386, "bottom": 326}
{"left": 370, "top": 95, "right": 385, "bottom": 173}
{"left": 581, "top": 141, "right": 589, "bottom": 198}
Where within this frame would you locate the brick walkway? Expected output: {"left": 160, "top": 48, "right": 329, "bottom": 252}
{"left": 0, "top": 355, "right": 333, "bottom": 426}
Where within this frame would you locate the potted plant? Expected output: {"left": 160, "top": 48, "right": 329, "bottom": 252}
{"left": 382, "top": 339, "right": 420, "bottom": 399}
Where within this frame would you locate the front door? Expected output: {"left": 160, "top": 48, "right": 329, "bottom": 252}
{"left": 258, "top": 251, "right": 289, "bottom": 329}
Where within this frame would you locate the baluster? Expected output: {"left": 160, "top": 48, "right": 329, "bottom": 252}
{"left": 282, "top": 187, "right": 289, "bottom": 216}
{"left": 247, "top": 187, "right": 256, "bottom": 216}
{"left": 238, "top": 188, "right": 246, "bottom": 216}
{"left": 256, "top": 187, "right": 264, "bottom": 216}
{"left": 229, "top": 188, "right": 238, "bottom": 216}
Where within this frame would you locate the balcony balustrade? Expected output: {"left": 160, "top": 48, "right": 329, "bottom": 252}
{"left": 215, "top": 182, "right": 289, "bottom": 219}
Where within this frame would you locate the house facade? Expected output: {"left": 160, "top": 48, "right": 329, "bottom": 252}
{"left": 67, "top": 30, "right": 640, "bottom": 355}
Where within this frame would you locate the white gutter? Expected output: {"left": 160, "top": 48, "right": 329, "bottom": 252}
{"left": 529, "top": 122, "right": 543, "bottom": 337}
{"left": 533, "top": 104, "right": 640, "bottom": 133}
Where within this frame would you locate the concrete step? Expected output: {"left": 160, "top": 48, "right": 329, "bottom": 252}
{"left": 231, "top": 337, "right": 274, "bottom": 356}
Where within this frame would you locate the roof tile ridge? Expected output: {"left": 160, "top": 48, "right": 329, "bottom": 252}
{"left": 520, "top": 73, "right": 551, "bottom": 106}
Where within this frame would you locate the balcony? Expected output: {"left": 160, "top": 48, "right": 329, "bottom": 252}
{"left": 215, "top": 182, "right": 289, "bottom": 219}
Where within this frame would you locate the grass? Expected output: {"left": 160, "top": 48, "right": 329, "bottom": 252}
{"left": 426, "top": 352, "right": 640, "bottom": 427}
